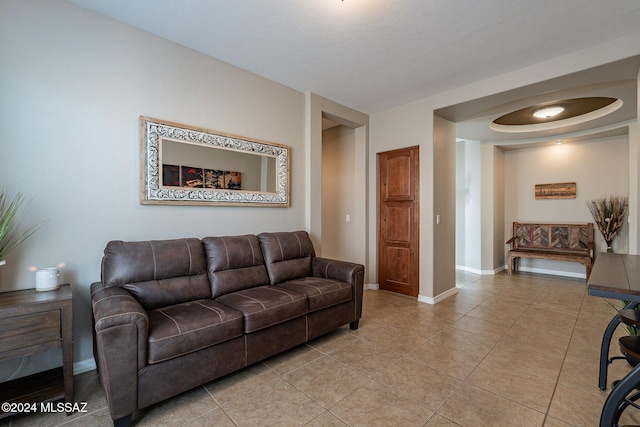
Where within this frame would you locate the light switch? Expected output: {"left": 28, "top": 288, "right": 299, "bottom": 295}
{"left": 346, "top": 214, "right": 351, "bottom": 223}
{"left": 436, "top": 214, "right": 440, "bottom": 224}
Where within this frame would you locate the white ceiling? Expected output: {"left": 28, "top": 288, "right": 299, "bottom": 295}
{"left": 66, "top": 0, "right": 640, "bottom": 144}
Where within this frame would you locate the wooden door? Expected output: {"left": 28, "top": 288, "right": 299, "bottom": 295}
{"left": 378, "top": 146, "right": 419, "bottom": 297}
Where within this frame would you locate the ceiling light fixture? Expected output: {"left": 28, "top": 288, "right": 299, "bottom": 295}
{"left": 533, "top": 106, "right": 564, "bottom": 119}
{"left": 490, "top": 97, "right": 623, "bottom": 133}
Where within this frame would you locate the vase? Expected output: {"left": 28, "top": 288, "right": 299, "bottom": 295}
{"left": 607, "top": 246, "right": 614, "bottom": 253}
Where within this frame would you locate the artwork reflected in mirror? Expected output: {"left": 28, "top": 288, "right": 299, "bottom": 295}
{"left": 141, "top": 117, "right": 289, "bottom": 206}
{"left": 162, "top": 164, "right": 242, "bottom": 190}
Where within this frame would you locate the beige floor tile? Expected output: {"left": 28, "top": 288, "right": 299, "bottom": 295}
{"left": 392, "top": 299, "right": 467, "bottom": 323}
{"left": 532, "top": 288, "right": 585, "bottom": 314}
{"left": 515, "top": 307, "right": 578, "bottom": 334}
{"left": 499, "top": 328, "right": 570, "bottom": 358}
{"left": 531, "top": 299, "right": 583, "bottom": 315}
{"left": 263, "top": 344, "right": 325, "bottom": 375}
{"left": 496, "top": 287, "right": 546, "bottom": 302}
{"left": 180, "top": 408, "right": 236, "bottom": 426}
{"left": 466, "top": 358, "right": 556, "bottom": 413}
{"left": 429, "top": 326, "right": 500, "bottom": 356}
{"left": 283, "top": 356, "right": 369, "bottom": 408}
{"left": 330, "top": 338, "right": 403, "bottom": 378}
{"left": 547, "top": 383, "right": 605, "bottom": 426}
{"left": 350, "top": 319, "right": 428, "bottom": 354}
{"left": 372, "top": 357, "right": 461, "bottom": 411}
{"left": 406, "top": 340, "right": 484, "bottom": 380}
{"left": 446, "top": 290, "right": 492, "bottom": 306}
{"left": 9, "top": 370, "right": 109, "bottom": 427}
{"left": 425, "top": 414, "right": 463, "bottom": 426}
{"left": 50, "top": 407, "right": 114, "bottom": 427}
{"left": 450, "top": 314, "right": 512, "bottom": 340}
{"left": 438, "top": 382, "right": 545, "bottom": 427}
{"left": 566, "top": 323, "right": 629, "bottom": 364}
{"left": 204, "top": 363, "right": 280, "bottom": 405}
{"left": 330, "top": 380, "right": 434, "bottom": 426}
{"left": 385, "top": 315, "right": 451, "bottom": 340}
{"left": 543, "top": 415, "right": 576, "bottom": 426}
{"left": 221, "top": 378, "right": 324, "bottom": 426}
{"left": 429, "top": 297, "right": 478, "bottom": 315}
{"left": 422, "top": 305, "right": 466, "bottom": 324}
{"left": 558, "top": 353, "right": 631, "bottom": 399}
{"left": 485, "top": 340, "right": 564, "bottom": 381}
{"left": 133, "top": 386, "right": 218, "bottom": 427}
{"left": 307, "top": 327, "right": 361, "bottom": 354}
{"left": 455, "top": 271, "right": 480, "bottom": 287}
{"left": 304, "top": 411, "right": 349, "bottom": 426}
{"left": 465, "top": 304, "right": 525, "bottom": 325}
{"left": 479, "top": 295, "right": 533, "bottom": 312}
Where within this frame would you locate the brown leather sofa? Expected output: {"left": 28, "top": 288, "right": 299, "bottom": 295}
{"left": 91, "top": 231, "right": 364, "bottom": 427}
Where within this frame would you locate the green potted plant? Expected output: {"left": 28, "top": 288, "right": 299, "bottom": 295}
{"left": 587, "top": 195, "right": 628, "bottom": 252}
{"left": 0, "top": 189, "right": 43, "bottom": 266}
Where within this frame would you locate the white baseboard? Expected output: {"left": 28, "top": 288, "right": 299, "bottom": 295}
{"left": 364, "top": 283, "right": 379, "bottom": 290}
{"left": 417, "top": 286, "right": 458, "bottom": 305}
{"left": 74, "top": 358, "right": 96, "bottom": 375}
{"left": 503, "top": 265, "right": 586, "bottom": 280}
{"left": 456, "top": 265, "right": 505, "bottom": 275}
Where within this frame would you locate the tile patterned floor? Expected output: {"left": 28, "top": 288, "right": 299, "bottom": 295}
{"left": 4, "top": 271, "right": 640, "bottom": 426}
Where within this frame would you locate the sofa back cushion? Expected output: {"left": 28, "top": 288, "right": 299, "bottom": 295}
{"left": 202, "top": 234, "right": 270, "bottom": 298}
{"left": 258, "top": 231, "right": 315, "bottom": 285}
{"left": 101, "top": 238, "right": 210, "bottom": 310}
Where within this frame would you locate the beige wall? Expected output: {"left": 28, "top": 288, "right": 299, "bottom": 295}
{"left": 455, "top": 140, "right": 483, "bottom": 272}
{"left": 322, "top": 126, "right": 363, "bottom": 264}
{"left": 0, "top": 0, "right": 307, "bottom": 376}
{"left": 504, "top": 136, "right": 629, "bottom": 276}
{"left": 492, "top": 146, "right": 506, "bottom": 270}
{"left": 433, "top": 115, "right": 456, "bottom": 297}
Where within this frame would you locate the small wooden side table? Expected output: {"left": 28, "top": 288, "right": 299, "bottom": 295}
{"left": 0, "top": 284, "right": 73, "bottom": 417}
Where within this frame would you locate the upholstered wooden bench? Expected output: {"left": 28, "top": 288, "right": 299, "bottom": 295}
{"left": 506, "top": 222, "right": 594, "bottom": 281}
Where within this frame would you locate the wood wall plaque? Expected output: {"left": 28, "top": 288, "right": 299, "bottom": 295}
{"left": 535, "top": 182, "right": 576, "bottom": 199}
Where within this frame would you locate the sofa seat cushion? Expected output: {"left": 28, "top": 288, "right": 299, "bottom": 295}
{"left": 147, "top": 299, "right": 243, "bottom": 364}
{"left": 216, "top": 286, "right": 308, "bottom": 333}
{"left": 277, "top": 277, "right": 352, "bottom": 312}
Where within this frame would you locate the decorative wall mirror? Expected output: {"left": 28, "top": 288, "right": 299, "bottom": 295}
{"left": 140, "top": 116, "right": 290, "bottom": 207}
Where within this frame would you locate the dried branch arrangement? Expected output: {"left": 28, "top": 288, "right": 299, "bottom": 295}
{"left": 587, "top": 195, "right": 628, "bottom": 251}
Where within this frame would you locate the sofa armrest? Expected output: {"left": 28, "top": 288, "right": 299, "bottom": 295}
{"left": 312, "top": 257, "right": 365, "bottom": 322}
{"left": 92, "top": 283, "right": 149, "bottom": 366}
{"left": 91, "top": 282, "right": 148, "bottom": 420}
{"left": 312, "top": 257, "right": 364, "bottom": 284}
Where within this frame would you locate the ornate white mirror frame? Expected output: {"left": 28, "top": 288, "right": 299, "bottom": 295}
{"left": 140, "top": 116, "right": 290, "bottom": 207}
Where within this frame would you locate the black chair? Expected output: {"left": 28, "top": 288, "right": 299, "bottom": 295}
{"left": 600, "top": 308, "right": 640, "bottom": 426}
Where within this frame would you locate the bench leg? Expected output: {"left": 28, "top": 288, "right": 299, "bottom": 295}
{"left": 508, "top": 255, "right": 517, "bottom": 275}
